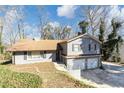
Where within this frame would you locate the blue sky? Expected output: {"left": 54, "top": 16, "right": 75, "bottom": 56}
{"left": 2, "top": 5, "right": 124, "bottom": 41}
{"left": 1, "top": 5, "right": 124, "bottom": 31}
{"left": 21, "top": 5, "right": 82, "bottom": 32}
{"left": 19, "top": 5, "right": 124, "bottom": 33}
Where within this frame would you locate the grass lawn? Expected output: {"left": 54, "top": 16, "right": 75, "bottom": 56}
{"left": 7, "top": 62, "right": 94, "bottom": 88}
{"left": 0, "top": 66, "right": 42, "bottom": 88}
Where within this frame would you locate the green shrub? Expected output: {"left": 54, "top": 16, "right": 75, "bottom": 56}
{"left": 117, "top": 57, "right": 121, "bottom": 62}
{"left": 0, "top": 66, "right": 42, "bottom": 88}
{"left": 112, "top": 56, "right": 121, "bottom": 62}
{"left": 112, "top": 56, "right": 116, "bottom": 62}
{"left": 3, "top": 52, "right": 12, "bottom": 60}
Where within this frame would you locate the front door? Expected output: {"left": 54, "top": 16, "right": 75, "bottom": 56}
{"left": 56, "top": 50, "right": 61, "bottom": 61}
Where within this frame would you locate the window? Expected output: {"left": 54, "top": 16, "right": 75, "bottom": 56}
{"left": 28, "top": 51, "right": 41, "bottom": 59}
{"left": 72, "top": 44, "right": 81, "bottom": 52}
{"left": 32, "top": 52, "right": 41, "bottom": 58}
{"left": 13, "top": 52, "right": 15, "bottom": 63}
{"left": 24, "top": 52, "right": 27, "bottom": 60}
{"left": 27, "top": 51, "right": 46, "bottom": 59}
{"left": 94, "top": 44, "right": 97, "bottom": 50}
{"left": 89, "top": 44, "right": 91, "bottom": 51}
{"left": 28, "top": 51, "right": 32, "bottom": 58}
{"left": 40, "top": 51, "right": 46, "bottom": 58}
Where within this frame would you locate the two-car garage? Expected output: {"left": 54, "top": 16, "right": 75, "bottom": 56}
{"left": 66, "top": 56, "right": 101, "bottom": 70}
{"left": 65, "top": 56, "right": 101, "bottom": 79}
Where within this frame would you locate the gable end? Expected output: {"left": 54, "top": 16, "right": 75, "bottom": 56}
{"left": 67, "top": 34, "right": 101, "bottom": 44}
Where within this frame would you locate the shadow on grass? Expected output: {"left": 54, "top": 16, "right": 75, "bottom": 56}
{"left": 0, "top": 60, "right": 12, "bottom": 65}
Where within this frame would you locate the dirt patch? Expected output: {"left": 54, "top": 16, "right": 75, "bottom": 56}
{"left": 8, "top": 62, "right": 92, "bottom": 88}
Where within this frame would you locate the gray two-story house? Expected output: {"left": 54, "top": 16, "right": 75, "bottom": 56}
{"left": 7, "top": 33, "right": 102, "bottom": 70}
{"left": 59, "top": 34, "right": 102, "bottom": 70}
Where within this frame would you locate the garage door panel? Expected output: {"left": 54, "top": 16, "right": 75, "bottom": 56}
{"left": 67, "top": 57, "right": 99, "bottom": 70}
{"left": 87, "top": 58, "right": 98, "bottom": 69}
{"left": 67, "top": 59, "right": 85, "bottom": 70}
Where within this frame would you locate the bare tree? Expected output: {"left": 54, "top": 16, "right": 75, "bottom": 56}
{"left": 36, "top": 6, "right": 73, "bottom": 40}
{"left": 3, "top": 6, "right": 26, "bottom": 45}
{"left": 14, "top": 6, "right": 26, "bottom": 39}
{"left": 40, "top": 21, "right": 73, "bottom": 40}
{"left": 53, "top": 25, "right": 62, "bottom": 40}
{"left": 80, "top": 6, "right": 110, "bottom": 36}
{"left": 42, "top": 23, "right": 54, "bottom": 39}
{"left": 60, "top": 26, "right": 72, "bottom": 39}
{"left": 37, "top": 6, "right": 50, "bottom": 39}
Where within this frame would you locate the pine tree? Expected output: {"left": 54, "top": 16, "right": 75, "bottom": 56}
{"left": 98, "top": 19, "right": 105, "bottom": 60}
{"left": 103, "top": 18, "right": 123, "bottom": 62}
{"left": 78, "top": 21, "right": 88, "bottom": 34}
{"left": 99, "top": 19, "right": 105, "bottom": 44}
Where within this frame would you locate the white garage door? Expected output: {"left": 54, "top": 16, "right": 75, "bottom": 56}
{"left": 87, "top": 58, "right": 98, "bottom": 69}
{"left": 67, "top": 59, "right": 85, "bottom": 70}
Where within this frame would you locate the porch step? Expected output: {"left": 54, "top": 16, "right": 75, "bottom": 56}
{"left": 59, "top": 64, "right": 67, "bottom": 69}
{"left": 53, "top": 62, "right": 67, "bottom": 72}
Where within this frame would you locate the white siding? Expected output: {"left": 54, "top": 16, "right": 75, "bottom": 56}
{"left": 14, "top": 52, "right": 25, "bottom": 64}
{"left": 13, "top": 51, "right": 56, "bottom": 64}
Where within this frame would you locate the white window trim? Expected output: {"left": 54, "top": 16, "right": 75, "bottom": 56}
{"left": 27, "top": 51, "right": 46, "bottom": 60}
{"left": 72, "top": 44, "right": 81, "bottom": 52}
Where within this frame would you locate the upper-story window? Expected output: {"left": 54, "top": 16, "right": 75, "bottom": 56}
{"left": 89, "top": 44, "right": 91, "bottom": 51}
{"left": 72, "top": 44, "right": 81, "bottom": 52}
{"left": 94, "top": 44, "right": 97, "bottom": 50}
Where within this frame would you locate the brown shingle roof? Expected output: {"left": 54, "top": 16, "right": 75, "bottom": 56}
{"left": 7, "top": 34, "right": 101, "bottom": 52}
{"left": 7, "top": 39, "right": 66, "bottom": 52}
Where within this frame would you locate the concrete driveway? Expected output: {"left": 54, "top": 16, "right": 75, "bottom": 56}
{"left": 81, "top": 62, "right": 124, "bottom": 88}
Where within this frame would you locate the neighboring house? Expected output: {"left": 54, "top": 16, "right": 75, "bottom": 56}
{"left": 7, "top": 34, "right": 102, "bottom": 70}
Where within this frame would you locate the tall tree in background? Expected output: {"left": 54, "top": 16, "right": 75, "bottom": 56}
{"left": 17, "top": 17, "right": 25, "bottom": 39}
{"left": 78, "top": 21, "right": 88, "bottom": 34}
{"left": 98, "top": 18, "right": 105, "bottom": 58}
{"left": 37, "top": 6, "right": 50, "bottom": 39}
{"left": 103, "top": 18, "right": 123, "bottom": 61}
{"left": 53, "top": 25, "right": 72, "bottom": 40}
{"left": 99, "top": 19, "right": 105, "bottom": 44}
{"left": 53, "top": 25, "right": 62, "bottom": 40}
{"left": 42, "top": 22, "right": 72, "bottom": 40}
{"left": 116, "top": 36, "right": 123, "bottom": 60}
{"left": 80, "top": 6, "right": 110, "bottom": 36}
{"left": 42, "top": 23, "right": 54, "bottom": 39}
{"left": 3, "top": 6, "right": 26, "bottom": 45}
{"left": 60, "top": 26, "right": 72, "bottom": 39}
